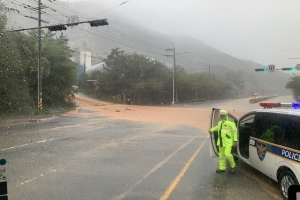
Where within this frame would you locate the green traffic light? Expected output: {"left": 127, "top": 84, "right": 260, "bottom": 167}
{"left": 0, "top": 159, "right": 6, "bottom": 165}
{"left": 292, "top": 67, "right": 296, "bottom": 71}
{"left": 264, "top": 68, "right": 267, "bottom": 72}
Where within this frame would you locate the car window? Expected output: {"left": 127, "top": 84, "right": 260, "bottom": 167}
{"left": 252, "top": 112, "right": 284, "bottom": 144}
{"left": 281, "top": 115, "right": 300, "bottom": 150}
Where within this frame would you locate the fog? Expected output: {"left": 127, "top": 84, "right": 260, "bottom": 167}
{"left": 5, "top": 0, "right": 300, "bottom": 70}
{"left": 60, "top": 0, "right": 300, "bottom": 69}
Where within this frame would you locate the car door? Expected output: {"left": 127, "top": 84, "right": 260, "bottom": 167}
{"left": 236, "top": 112, "right": 256, "bottom": 165}
{"left": 209, "top": 108, "right": 238, "bottom": 158}
{"left": 248, "top": 112, "right": 285, "bottom": 178}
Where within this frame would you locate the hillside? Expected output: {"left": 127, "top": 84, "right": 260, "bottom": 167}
{"left": 5, "top": 0, "right": 292, "bottom": 96}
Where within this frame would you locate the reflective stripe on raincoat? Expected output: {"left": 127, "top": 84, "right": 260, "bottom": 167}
{"left": 210, "top": 110, "right": 237, "bottom": 147}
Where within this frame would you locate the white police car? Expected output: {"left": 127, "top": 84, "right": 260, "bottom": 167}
{"left": 209, "top": 102, "right": 300, "bottom": 200}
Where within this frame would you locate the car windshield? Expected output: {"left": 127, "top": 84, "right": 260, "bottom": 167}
{"left": 1, "top": 1, "right": 300, "bottom": 199}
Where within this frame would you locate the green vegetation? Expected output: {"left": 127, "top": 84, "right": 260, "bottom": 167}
{"left": 0, "top": 1, "right": 77, "bottom": 114}
{"left": 286, "top": 75, "right": 300, "bottom": 102}
{"left": 78, "top": 48, "right": 237, "bottom": 105}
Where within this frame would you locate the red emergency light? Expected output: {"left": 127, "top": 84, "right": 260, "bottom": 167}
{"left": 259, "top": 102, "right": 281, "bottom": 108}
{"left": 259, "top": 102, "right": 300, "bottom": 109}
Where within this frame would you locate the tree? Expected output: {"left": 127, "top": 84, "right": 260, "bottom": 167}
{"left": 286, "top": 75, "right": 300, "bottom": 102}
{"left": 41, "top": 32, "right": 77, "bottom": 106}
{"left": 0, "top": 2, "right": 32, "bottom": 113}
{"left": 0, "top": 2, "right": 77, "bottom": 113}
{"left": 78, "top": 48, "right": 239, "bottom": 105}
{"left": 97, "top": 48, "right": 171, "bottom": 104}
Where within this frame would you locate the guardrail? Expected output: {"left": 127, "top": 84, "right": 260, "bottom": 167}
{"left": 249, "top": 95, "right": 278, "bottom": 104}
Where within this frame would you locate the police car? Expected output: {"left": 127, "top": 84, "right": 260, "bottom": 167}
{"left": 209, "top": 102, "right": 300, "bottom": 200}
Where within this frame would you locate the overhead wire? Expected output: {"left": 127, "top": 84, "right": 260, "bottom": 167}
{"left": 75, "top": 26, "right": 166, "bottom": 56}
{"left": 104, "top": 26, "right": 167, "bottom": 50}
{"left": 91, "top": 0, "right": 129, "bottom": 18}
{"left": 41, "top": 0, "right": 189, "bottom": 62}
{"left": 17, "top": 3, "right": 167, "bottom": 57}
{"left": 37, "top": 1, "right": 170, "bottom": 56}
{"left": 8, "top": 0, "right": 190, "bottom": 65}
{"left": 46, "top": 0, "right": 91, "bottom": 20}
{"left": 10, "top": 0, "right": 300, "bottom": 62}
{"left": 38, "top": 10, "right": 167, "bottom": 55}
{"left": 44, "top": 0, "right": 170, "bottom": 51}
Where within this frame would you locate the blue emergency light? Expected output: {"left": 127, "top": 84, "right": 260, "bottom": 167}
{"left": 292, "top": 103, "right": 300, "bottom": 109}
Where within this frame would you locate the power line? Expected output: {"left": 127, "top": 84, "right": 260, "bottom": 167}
{"left": 105, "top": 26, "right": 167, "bottom": 50}
{"left": 50, "top": 0, "right": 149, "bottom": 50}
{"left": 31, "top": 12, "right": 168, "bottom": 61}
{"left": 77, "top": 26, "right": 165, "bottom": 56}
{"left": 19, "top": 1, "right": 173, "bottom": 57}
{"left": 91, "top": 1, "right": 129, "bottom": 18}
{"left": 83, "top": 26, "right": 166, "bottom": 53}
{"left": 8, "top": 1, "right": 192, "bottom": 65}
{"left": 43, "top": 0, "right": 165, "bottom": 51}
{"left": 75, "top": 26, "right": 165, "bottom": 56}
{"left": 7, "top": 13, "right": 166, "bottom": 56}
{"left": 46, "top": 0, "right": 90, "bottom": 20}
{"left": 42, "top": 5, "right": 169, "bottom": 55}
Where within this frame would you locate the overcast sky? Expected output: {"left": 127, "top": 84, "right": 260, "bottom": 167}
{"left": 10, "top": 0, "right": 300, "bottom": 68}
{"left": 66, "top": 0, "right": 300, "bottom": 68}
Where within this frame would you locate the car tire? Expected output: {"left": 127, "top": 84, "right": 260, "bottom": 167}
{"left": 278, "top": 170, "right": 299, "bottom": 200}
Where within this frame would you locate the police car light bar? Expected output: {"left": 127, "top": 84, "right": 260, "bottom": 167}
{"left": 293, "top": 102, "right": 300, "bottom": 108}
{"left": 259, "top": 102, "right": 300, "bottom": 108}
{"left": 259, "top": 102, "right": 281, "bottom": 108}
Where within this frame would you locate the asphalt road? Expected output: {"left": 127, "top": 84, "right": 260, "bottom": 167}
{"left": 1, "top": 96, "right": 292, "bottom": 200}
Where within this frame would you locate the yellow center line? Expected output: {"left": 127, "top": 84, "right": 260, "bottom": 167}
{"left": 160, "top": 140, "right": 207, "bottom": 200}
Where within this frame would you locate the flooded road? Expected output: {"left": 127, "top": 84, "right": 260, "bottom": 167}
{"left": 1, "top": 95, "right": 293, "bottom": 199}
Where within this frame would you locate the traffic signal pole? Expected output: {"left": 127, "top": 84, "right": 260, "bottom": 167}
{"left": 8, "top": 16, "right": 109, "bottom": 111}
{"left": 7, "top": 19, "right": 109, "bottom": 32}
{"left": 8, "top": 12, "right": 109, "bottom": 112}
{"left": 255, "top": 68, "right": 297, "bottom": 72}
{"left": 38, "top": 0, "right": 42, "bottom": 111}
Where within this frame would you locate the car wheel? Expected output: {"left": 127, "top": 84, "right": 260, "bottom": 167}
{"left": 279, "top": 171, "right": 299, "bottom": 200}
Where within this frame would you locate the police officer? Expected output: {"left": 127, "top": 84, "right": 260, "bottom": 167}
{"left": 209, "top": 110, "right": 237, "bottom": 174}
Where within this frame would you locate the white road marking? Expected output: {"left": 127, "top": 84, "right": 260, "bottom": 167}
{"left": 0, "top": 126, "right": 101, "bottom": 152}
{"left": 17, "top": 170, "right": 56, "bottom": 187}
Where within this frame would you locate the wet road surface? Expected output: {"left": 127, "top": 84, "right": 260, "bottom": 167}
{"left": 0, "top": 96, "right": 291, "bottom": 199}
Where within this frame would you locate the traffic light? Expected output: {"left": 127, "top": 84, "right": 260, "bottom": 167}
{"left": 48, "top": 25, "right": 67, "bottom": 32}
{"left": 0, "top": 159, "right": 6, "bottom": 165}
{"left": 282, "top": 67, "right": 296, "bottom": 71}
{"left": 255, "top": 68, "right": 268, "bottom": 72}
{"left": 90, "top": 19, "right": 109, "bottom": 27}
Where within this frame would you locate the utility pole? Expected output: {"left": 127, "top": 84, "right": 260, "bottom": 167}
{"left": 164, "top": 44, "right": 188, "bottom": 104}
{"left": 38, "top": 0, "right": 42, "bottom": 111}
{"left": 172, "top": 43, "right": 178, "bottom": 103}
{"left": 208, "top": 61, "right": 211, "bottom": 100}
{"left": 10, "top": 3, "right": 109, "bottom": 112}
{"left": 209, "top": 62, "right": 211, "bottom": 80}
{"left": 84, "top": 52, "right": 86, "bottom": 74}
{"left": 164, "top": 45, "right": 175, "bottom": 104}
